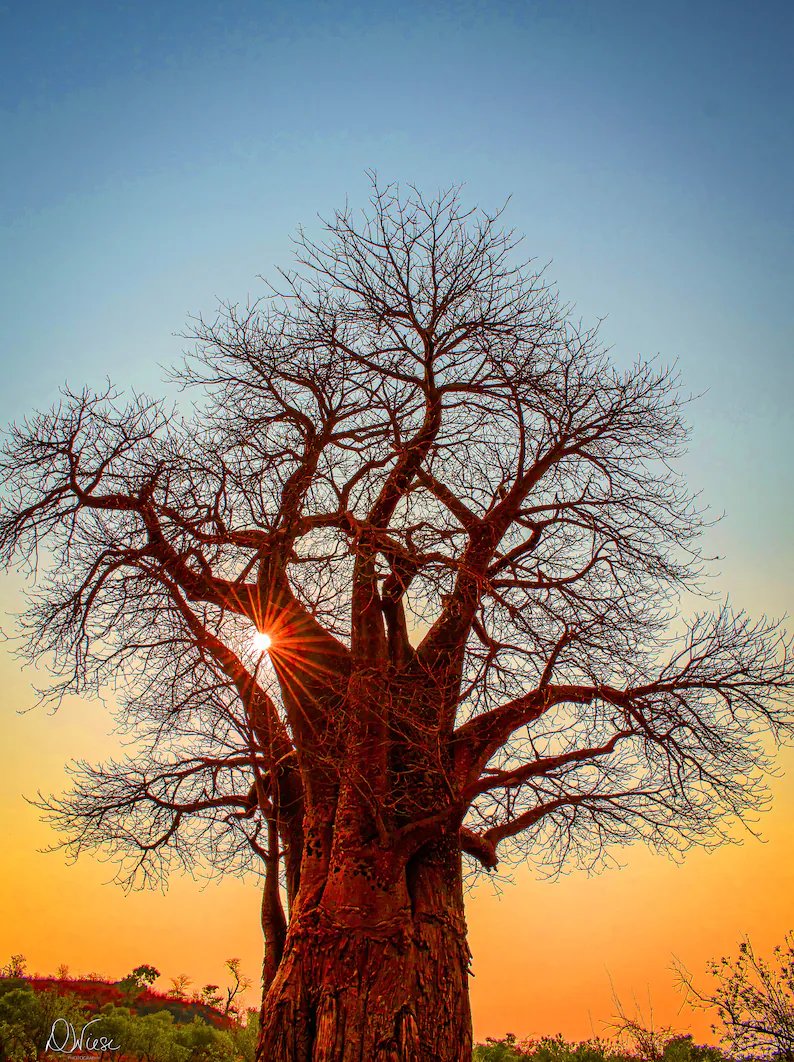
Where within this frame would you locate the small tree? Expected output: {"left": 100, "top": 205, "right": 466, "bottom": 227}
{"left": 199, "top": 985, "right": 223, "bottom": 1010}
{"left": 168, "top": 975, "right": 193, "bottom": 1001}
{"left": 125, "top": 1009, "right": 175, "bottom": 1062}
{"left": 118, "top": 964, "right": 160, "bottom": 1004}
{"left": 610, "top": 996, "right": 676, "bottom": 1062}
{"left": 219, "top": 959, "right": 250, "bottom": 1019}
{"left": 680, "top": 933, "right": 794, "bottom": 1061}
{"left": 0, "top": 959, "right": 26, "bottom": 981}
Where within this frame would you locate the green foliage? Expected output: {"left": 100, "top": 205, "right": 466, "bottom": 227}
{"left": 0, "top": 972, "right": 252, "bottom": 1062}
{"left": 125, "top": 1009, "right": 175, "bottom": 1062}
{"left": 661, "top": 1036, "right": 725, "bottom": 1062}
{"left": 96, "top": 1004, "right": 134, "bottom": 1053}
{"left": 473, "top": 1033, "right": 728, "bottom": 1062}
{"left": 175, "top": 1016, "right": 238, "bottom": 1062}
{"left": 0, "top": 984, "right": 87, "bottom": 1062}
{"left": 532, "top": 1035, "right": 624, "bottom": 1062}
{"left": 91, "top": 1005, "right": 247, "bottom": 1062}
{"left": 0, "top": 1022, "right": 37, "bottom": 1062}
{"left": 473, "top": 1032, "right": 529, "bottom": 1061}
{"left": 227, "top": 1010, "right": 258, "bottom": 1062}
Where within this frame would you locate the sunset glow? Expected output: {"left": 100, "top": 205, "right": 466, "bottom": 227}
{"left": 252, "top": 631, "right": 272, "bottom": 654}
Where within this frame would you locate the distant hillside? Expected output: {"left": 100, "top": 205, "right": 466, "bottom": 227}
{"left": 24, "top": 977, "right": 232, "bottom": 1027}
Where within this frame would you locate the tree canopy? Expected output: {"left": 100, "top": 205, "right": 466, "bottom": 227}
{"left": 2, "top": 182, "right": 792, "bottom": 1060}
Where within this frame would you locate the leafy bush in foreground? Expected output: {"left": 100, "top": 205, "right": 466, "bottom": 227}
{"left": 474, "top": 1033, "right": 729, "bottom": 1062}
{"left": 0, "top": 978, "right": 258, "bottom": 1062}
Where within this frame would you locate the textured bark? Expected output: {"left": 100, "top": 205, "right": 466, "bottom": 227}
{"left": 258, "top": 831, "right": 472, "bottom": 1062}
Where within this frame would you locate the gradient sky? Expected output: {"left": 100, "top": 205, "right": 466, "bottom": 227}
{"left": 1, "top": 0, "right": 792, "bottom": 1045}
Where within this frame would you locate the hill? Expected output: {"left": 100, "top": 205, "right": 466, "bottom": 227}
{"left": 23, "top": 977, "right": 232, "bottom": 1028}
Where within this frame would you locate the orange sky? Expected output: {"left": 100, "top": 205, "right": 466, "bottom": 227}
{"left": 1, "top": 614, "right": 792, "bottom": 1046}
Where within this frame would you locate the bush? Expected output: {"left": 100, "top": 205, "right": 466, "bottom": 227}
{"left": 0, "top": 984, "right": 87, "bottom": 1062}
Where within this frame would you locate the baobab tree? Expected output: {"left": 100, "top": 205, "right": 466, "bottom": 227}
{"left": 2, "top": 183, "right": 792, "bottom": 1062}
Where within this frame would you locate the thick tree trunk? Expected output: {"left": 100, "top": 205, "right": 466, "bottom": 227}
{"left": 257, "top": 832, "right": 472, "bottom": 1062}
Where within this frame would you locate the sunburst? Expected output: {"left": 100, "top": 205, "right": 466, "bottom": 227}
{"left": 251, "top": 630, "right": 272, "bottom": 654}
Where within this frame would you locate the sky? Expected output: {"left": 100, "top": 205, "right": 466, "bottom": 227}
{"left": 1, "top": 0, "right": 793, "bottom": 1045}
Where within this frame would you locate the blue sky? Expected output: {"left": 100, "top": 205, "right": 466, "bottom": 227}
{"left": 1, "top": 0, "right": 792, "bottom": 608}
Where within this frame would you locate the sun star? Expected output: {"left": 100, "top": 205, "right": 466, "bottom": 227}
{"left": 252, "top": 630, "right": 272, "bottom": 654}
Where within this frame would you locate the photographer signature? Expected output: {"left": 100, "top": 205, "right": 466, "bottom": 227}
{"left": 45, "top": 1017, "right": 121, "bottom": 1055}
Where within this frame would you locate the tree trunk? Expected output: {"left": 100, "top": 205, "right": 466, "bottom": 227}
{"left": 257, "top": 831, "right": 472, "bottom": 1061}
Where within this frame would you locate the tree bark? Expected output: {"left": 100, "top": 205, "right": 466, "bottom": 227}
{"left": 257, "top": 830, "right": 472, "bottom": 1062}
